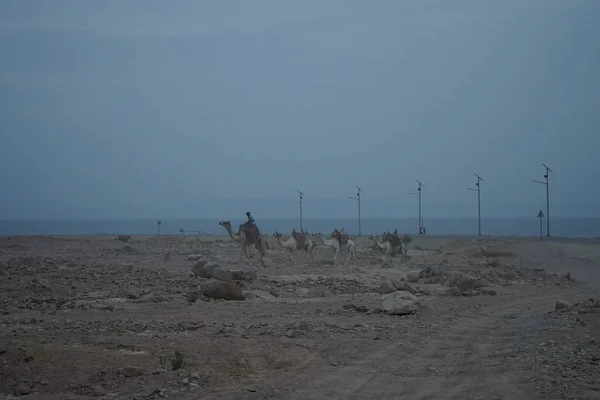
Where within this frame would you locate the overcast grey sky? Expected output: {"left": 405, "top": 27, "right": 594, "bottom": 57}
{"left": 1, "top": 0, "right": 598, "bottom": 219}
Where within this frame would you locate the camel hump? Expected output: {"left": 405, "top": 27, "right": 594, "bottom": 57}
{"left": 241, "top": 224, "right": 260, "bottom": 239}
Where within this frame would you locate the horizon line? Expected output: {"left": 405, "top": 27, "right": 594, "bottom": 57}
{"left": 1, "top": 216, "right": 598, "bottom": 221}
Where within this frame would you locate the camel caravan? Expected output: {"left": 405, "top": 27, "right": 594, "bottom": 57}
{"left": 219, "top": 211, "right": 409, "bottom": 266}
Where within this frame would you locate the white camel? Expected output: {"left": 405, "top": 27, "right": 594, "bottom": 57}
{"left": 369, "top": 235, "right": 408, "bottom": 264}
{"left": 369, "top": 235, "right": 392, "bottom": 264}
{"left": 318, "top": 230, "right": 358, "bottom": 266}
{"left": 272, "top": 231, "right": 314, "bottom": 264}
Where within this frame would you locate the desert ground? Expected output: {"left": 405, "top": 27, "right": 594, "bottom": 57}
{"left": 1, "top": 232, "right": 599, "bottom": 400}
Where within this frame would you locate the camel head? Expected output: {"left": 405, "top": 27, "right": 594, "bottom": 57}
{"left": 273, "top": 231, "right": 283, "bottom": 238}
{"left": 218, "top": 221, "right": 231, "bottom": 228}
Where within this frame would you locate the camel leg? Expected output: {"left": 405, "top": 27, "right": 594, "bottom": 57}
{"left": 255, "top": 243, "right": 266, "bottom": 260}
{"left": 334, "top": 248, "right": 340, "bottom": 266}
{"left": 343, "top": 246, "right": 351, "bottom": 266}
{"left": 241, "top": 243, "right": 250, "bottom": 262}
{"left": 288, "top": 248, "right": 295, "bottom": 264}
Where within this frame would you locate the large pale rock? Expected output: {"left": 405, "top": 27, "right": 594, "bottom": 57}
{"left": 200, "top": 279, "right": 244, "bottom": 300}
{"left": 191, "top": 259, "right": 210, "bottom": 277}
{"left": 403, "top": 282, "right": 419, "bottom": 295}
{"left": 212, "top": 268, "right": 233, "bottom": 282}
{"left": 406, "top": 269, "right": 422, "bottom": 283}
{"left": 381, "top": 292, "right": 418, "bottom": 315}
{"left": 379, "top": 281, "right": 397, "bottom": 294}
{"left": 192, "top": 261, "right": 219, "bottom": 278}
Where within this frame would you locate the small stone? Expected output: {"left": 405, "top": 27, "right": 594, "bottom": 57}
{"left": 230, "top": 270, "right": 246, "bottom": 281}
{"left": 260, "top": 257, "right": 274, "bottom": 268}
{"left": 555, "top": 300, "right": 571, "bottom": 311}
{"left": 286, "top": 330, "right": 296, "bottom": 338}
{"left": 18, "top": 385, "right": 31, "bottom": 395}
{"left": 187, "top": 255, "right": 202, "bottom": 261}
{"left": 445, "top": 287, "right": 461, "bottom": 297}
{"left": 182, "top": 378, "right": 189, "bottom": 384}
{"left": 253, "top": 289, "right": 277, "bottom": 300}
{"left": 121, "top": 366, "right": 141, "bottom": 377}
{"left": 456, "top": 276, "right": 487, "bottom": 293}
{"left": 406, "top": 270, "right": 421, "bottom": 283}
{"left": 242, "top": 291, "right": 257, "bottom": 300}
{"left": 92, "top": 386, "right": 106, "bottom": 397}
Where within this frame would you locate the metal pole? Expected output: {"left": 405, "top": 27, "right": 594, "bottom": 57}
{"left": 300, "top": 198, "right": 303, "bottom": 231}
{"left": 540, "top": 216, "right": 543, "bottom": 241}
{"left": 466, "top": 174, "right": 483, "bottom": 236}
{"left": 417, "top": 181, "right": 422, "bottom": 232}
{"left": 297, "top": 190, "right": 304, "bottom": 231}
{"left": 477, "top": 184, "right": 481, "bottom": 236}
{"left": 545, "top": 167, "right": 550, "bottom": 237}
{"left": 349, "top": 186, "right": 362, "bottom": 235}
{"left": 534, "top": 164, "right": 553, "bottom": 237}
{"left": 357, "top": 190, "right": 362, "bottom": 236}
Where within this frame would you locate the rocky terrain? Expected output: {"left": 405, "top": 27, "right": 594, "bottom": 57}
{"left": 0, "top": 234, "right": 599, "bottom": 399}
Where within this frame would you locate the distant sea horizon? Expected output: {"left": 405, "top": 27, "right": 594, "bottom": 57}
{"left": 0, "top": 217, "right": 598, "bottom": 238}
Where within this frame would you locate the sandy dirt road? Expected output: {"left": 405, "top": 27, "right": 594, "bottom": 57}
{"left": 1, "top": 234, "right": 599, "bottom": 399}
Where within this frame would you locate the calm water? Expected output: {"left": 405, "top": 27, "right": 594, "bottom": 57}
{"left": 0, "top": 217, "right": 598, "bottom": 238}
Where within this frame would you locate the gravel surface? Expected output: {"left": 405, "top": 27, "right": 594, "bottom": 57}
{"left": 0, "top": 234, "right": 599, "bottom": 399}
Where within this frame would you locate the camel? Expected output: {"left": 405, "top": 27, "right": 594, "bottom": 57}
{"left": 318, "top": 229, "right": 358, "bottom": 266}
{"left": 369, "top": 235, "right": 408, "bottom": 264}
{"left": 218, "top": 220, "right": 268, "bottom": 261}
{"left": 272, "top": 231, "right": 315, "bottom": 264}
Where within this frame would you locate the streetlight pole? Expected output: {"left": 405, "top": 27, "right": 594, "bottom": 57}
{"left": 409, "top": 180, "right": 424, "bottom": 234}
{"left": 293, "top": 190, "right": 304, "bottom": 231}
{"left": 533, "top": 163, "right": 553, "bottom": 237}
{"left": 348, "top": 185, "right": 362, "bottom": 235}
{"left": 466, "top": 173, "right": 483, "bottom": 236}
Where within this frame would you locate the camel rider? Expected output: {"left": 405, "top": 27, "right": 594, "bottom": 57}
{"left": 243, "top": 212, "right": 255, "bottom": 230}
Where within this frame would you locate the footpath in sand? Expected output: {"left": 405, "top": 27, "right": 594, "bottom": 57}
{"left": 0, "top": 234, "right": 599, "bottom": 399}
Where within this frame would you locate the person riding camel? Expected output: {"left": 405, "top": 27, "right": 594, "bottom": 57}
{"left": 242, "top": 211, "right": 255, "bottom": 231}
